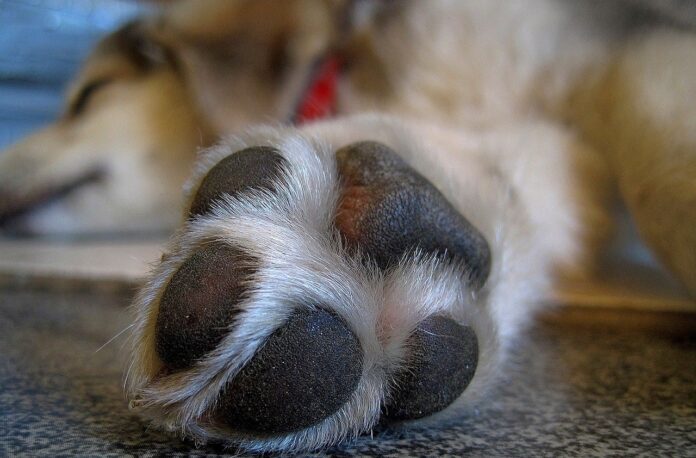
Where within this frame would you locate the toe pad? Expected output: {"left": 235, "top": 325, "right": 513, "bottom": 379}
{"left": 190, "top": 146, "right": 286, "bottom": 217}
{"left": 155, "top": 243, "right": 256, "bottom": 371}
{"left": 384, "top": 315, "right": 478, "bottom": 421}
{"left": 218, "top": 308, "right": 363, "bottom": 435}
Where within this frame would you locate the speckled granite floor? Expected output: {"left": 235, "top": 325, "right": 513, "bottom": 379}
{"left": 1, "top": 287, "right": 695, "bottom": 457}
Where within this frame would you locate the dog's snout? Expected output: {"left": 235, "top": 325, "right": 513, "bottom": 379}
{"left": 0, "top": 167, "right": 106, "bottom": 229}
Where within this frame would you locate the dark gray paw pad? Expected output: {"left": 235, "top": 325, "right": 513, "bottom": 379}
{"left": 155, "top": 243, "right": 256, "bottom": 370}
{"left": 383, "top": 315, "right": 478, "bottom": 421}
{"left": 190, "top": 146, "right": 286, "bottom": 216}
{"left": 217, "top": 308, "right": 363, "bottom": 435}
{"left": 335, "top": 141, "right": 491, "bottom": 288}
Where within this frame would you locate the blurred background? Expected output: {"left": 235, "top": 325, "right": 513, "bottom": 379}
{"left": 0, "top": 0, "right": 692, "bottom": 304}
{"left": 0, "top": 0, "right": 144, "bottom": 149}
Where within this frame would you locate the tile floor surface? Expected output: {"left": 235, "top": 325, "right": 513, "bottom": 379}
{"left": 1, "top": 287, "right": 694, "bottom": 457}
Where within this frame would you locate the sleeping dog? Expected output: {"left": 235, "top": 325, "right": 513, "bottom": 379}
{"left": 2, "top": 0, "right": 695, "bottom": 453}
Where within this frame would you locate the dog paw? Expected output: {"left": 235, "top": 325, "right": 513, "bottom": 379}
{"left": 127, "top": 129, "right": 495, "bottom": 452}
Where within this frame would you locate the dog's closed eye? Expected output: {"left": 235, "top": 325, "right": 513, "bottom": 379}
{"left": 68, "top": 79, "right": 112, "bottom": 117}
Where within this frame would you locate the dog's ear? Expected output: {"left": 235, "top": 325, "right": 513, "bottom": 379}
{"left": 122, "top": 0, "right": 407, "bottom": 128}
{"left": 132, "top": 0, "right": 345, "bottom": 127}
{"left": 147, "top": 0, "right": 341, "bottom": 74}
{"left": 151, "top": 0, "right": 337, "bottom": 43}
{"left": 97, "top": 20, "right": 178, "bottom": 72}
{"left": 150, "top": 0, "right": 407, "bottom": 46}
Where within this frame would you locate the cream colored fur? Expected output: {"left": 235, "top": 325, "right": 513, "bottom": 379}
{"left": 0, "top": 70, "right": 199, "bottom": 233}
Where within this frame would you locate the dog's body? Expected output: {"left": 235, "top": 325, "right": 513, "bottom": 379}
{"left": 2, "top": 0, "right": 695, "bottom": 452}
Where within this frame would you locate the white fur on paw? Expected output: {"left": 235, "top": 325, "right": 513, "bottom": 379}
{"left": 126, "top": 124, "right": 503, "bottom": 453}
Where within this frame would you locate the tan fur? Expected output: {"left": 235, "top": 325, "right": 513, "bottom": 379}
{"left": 0, "top": 23, "right": 210, "bottom": 233}
{"left": 567, "top": 29, "right": 696, "bottom": 295}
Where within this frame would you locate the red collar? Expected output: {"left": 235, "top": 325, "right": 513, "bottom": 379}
{"left": 291, "top": 53, "right": 342, "bottom": 125}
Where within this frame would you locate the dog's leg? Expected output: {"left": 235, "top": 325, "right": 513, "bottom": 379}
{"left": 573, "top": 30, "right": 696, "bottom": 296}
{"left": 125, "top": 114, "right": 586, "bottom": 452}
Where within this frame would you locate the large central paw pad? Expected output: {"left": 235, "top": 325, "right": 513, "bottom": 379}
{"left": 335, "top": 141, "right": 490, "bottom": 288}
